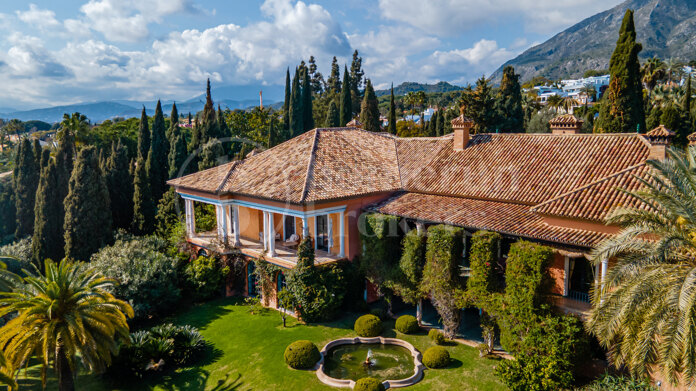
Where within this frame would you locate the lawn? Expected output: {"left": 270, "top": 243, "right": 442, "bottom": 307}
{"left": 18, "top": 297, "right": 504, "bottom": 390}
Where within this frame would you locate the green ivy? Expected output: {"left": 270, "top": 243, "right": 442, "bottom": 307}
{"left": 360, "top": 213, "right": 402, "bottom": 288}
{"left": 253, "top": 256, "right": 281, "bottom": 306}
{"left": 391, "top": 229, "right": 427, "bottom": 305}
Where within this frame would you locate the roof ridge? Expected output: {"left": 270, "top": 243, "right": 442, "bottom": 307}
{"left": 475, "top": 132, "right": 642, "bottom": 137}
{"left": 393, "top": 136, "right": 404, "bottom": 189}
{"left": 215, "top": 161, "right": 238, "bottom": 193}
{"left": 531, "top": 162, "right": 647, "bottom": 213}
{"left": 300, "top": 129, "right": 320, "bottom": 203}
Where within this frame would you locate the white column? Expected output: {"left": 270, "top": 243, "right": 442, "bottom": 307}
{"left": 416, "top": 299, "right": 423, "bottom": 324}
{"left": 314, "top": 217, "right": 318, "bottom": 250}
{"left": 416, "top": 222, "right": 424, "bottom": 234}
{"left": 216, "top": 205, "right": 228, "bottom": 243}
{"left": 327, "top": 214, "right": 333, "bottom": 253}
{"left": 563, "top": 256, "right": 570, "bottom": 296}
{"left": 232, "top": 205, "right": 241, "bottom": 247}
{"left": 225, "top": 206, "right": 233, "bottom": 237}
{"left": 262, "top": 211, "right": 268, "bottom": 250}
{"left": 339, "top": 212, "right": 345, "bottom": 258}
{"left": 184, "top": 199, "right": 195, "bottom": 237}
{"left": 268, "top": 212, "right": 276, "bottom": 257}
{"left": 302, "top": 216, "right": 309, "bottom": 237}
{"left": 600, "top": 259, "right": 608, "bottom": 284}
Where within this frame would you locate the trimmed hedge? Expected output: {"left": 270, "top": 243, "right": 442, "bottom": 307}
{"left": 284, "top": 340, "right": 320, "bottom": 369}
{"left": 395, "top": 315, "right": 419, "bottom": 334}
{"left": 422, "top": 346, "right": 450, "bottom": 369}
{"left": 429, "top": 328, "right": 445, "bottom": 345}
{"left": 354, "top": 377, "right": 386, "bottom": 391}
{"left": 354, "top": 314, "right": 382, "bottom": 337}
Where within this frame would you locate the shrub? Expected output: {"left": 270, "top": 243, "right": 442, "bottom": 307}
{"left": 284, "top": 340, "right": 320, "bottom": 369}
{"left": 91, "top": 235, "right": 181, "bottom": 319}
{"left": 429, "top": 329, "right": 445, "bottom": 345}
{"left": 354, "top": 314, "right": 382, "bottom": 337}
{"left": 422, "top": 346, "right": 450, "bottom": 369}
{"left": 495, "top": 354, "right": 571, "bottom": 391}
{"left": 579, "top": 373, "right": 656, "bottom": 391}
{"left": 354, "top": 377, "right": 386, "bottom": 391}
{"left": 0, "top": 238, "right": 33, "bottom": 275}
{"left": 370, "top": 307, "right": 388, "bottom": 320}
{"left": 395, "top": 315, "right": 419, "bottom": 334}
{"left": 183, "top": 255, "right": 225, "bottom": 301}
{"left": 149, "top": 323, "right": 206, "bottom": 366}
{"left": 245, "top": 296, "right": 266, "bottom": 315}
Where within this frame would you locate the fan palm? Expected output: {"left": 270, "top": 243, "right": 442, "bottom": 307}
{"left": 59, "top": 112, "right": 89, "bottom": 145}
{"left": 0, "top": 259, "right": 133, "bottom": 391}
{"left": 642, "top": 57, "right": 666, "bottom": 92}
{"left": 546, "top": 94, "right": 564, "bottom": 112}
{"left": 588, "top": 147, "right": 696, "bottom": 386}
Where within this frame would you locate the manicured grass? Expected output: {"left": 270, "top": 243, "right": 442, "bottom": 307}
{"left": 18, "top": 297, "right": 504, "bottom": 390}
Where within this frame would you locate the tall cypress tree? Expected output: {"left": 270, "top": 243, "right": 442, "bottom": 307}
{"left": 33, "top": 158, "right": 63, "bottom": 264}
{"left": 104, "top": 141, "right": 133, "bottom": 230}
{"left": 39, "top": 148, "right": 50, "bottom": 170}
{"left": 199, "top": 79, "right": 220, "bottom": 142}
{"left": 283, "top": 68, "right": 291, "bottom": 132}
{"left": 132, "top": 152, "right": 156, "bottom": 235}
{"left": 494, "top": 66, "right": 524, "bottom": 132}
{"left": 268, "top": 115, "right": 278, "bottom": 148}
{"left": 432, "top": 111, "right": 441, "bottom": 136}
{"left": 326, "top": 100, "right": 340, "bottom": 127}
{"left": 595, "top": 9, "right": 645, "bottom": 133}
{"left": 388, "top": 83, "right": 397, "bottom": 134}
{"left": 137, "top": 107, "right": 150, "bottom": 160}
{"left": 350, "top": 50, "right": 364, "bottom": 115}
{"left": 151, "top": 100, "right": 168, "bottom": 201}
{"left": 360, "top": 79, "right": 381, "bottom": 132}
{"left": 289, "top": 68, "right": 303, "bottom": 137}
{"left": 0, "top": 177, "right": 16, "bottom": 239}
{"left": 32, "top": 139, "right": 42, "bottom": 168}
{"left": 168, "top": 134, "right": 188, "bottom": 179}
{"left": 55, "top": 129, "right": 74, "bottom": 205}
{"left": 14, "top": 138, "right": 40, "bottom": 238}
{"left": 166, "top": 102, "right": 179, "bottom": 142}
{"left": 302, "top": 70, "right": 314, "bottom": 132}
{"left": 63, "top": 146, "right": 112, "bottom": 261}
{"left": 438, "top": 109, "right": 446, "bottom": 136}
{"left": 340, "top": 66, "right": 352, "bottom": 126}
{"left": 218, "top": 105, "right": 230, "bottom": 139}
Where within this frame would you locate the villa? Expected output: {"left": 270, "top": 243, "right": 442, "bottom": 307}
{"left": 167, "top": 114, "right": 673, "bottom": 316}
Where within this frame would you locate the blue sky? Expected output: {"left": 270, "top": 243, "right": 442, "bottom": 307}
{"left": 0, "top": 0, "right": 623, "bottom": 109}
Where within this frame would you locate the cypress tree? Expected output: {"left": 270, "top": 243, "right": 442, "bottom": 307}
{"left": 327, "top": 57, "right": 341, "bottom": 94}
{"left": 137, "top": 107, "right": 150, "bottom": 160}
{"left": 199, "top": 79, "right": 220, "bottom": 142}
{"left": 131, "top": 152, "right": 156, "bottom": 235}
{"left": 39, "top": 148, "right": 50, "bottom": 170}
{"left": 289, "top": 68, "right": 303, "bottom": 137}
{"left": 166, "top": 102, "right": 179, "bottom": 142}
{"left": 168, "top": 134, "right": 187, "bottom": 179}
{"left": 325, "top": 100, "right": 340, "bottom": 127}
{"left": 14, "top": 138, "right": 40, "bottom": 238}
{"left": 55, "top": 129, "right": 74, "bottom": 205}
{"left": 595, "top": 9, "right": 645, "bottom": 133}
{"left": 350, "top": 50, "right": 364, "bottom": 115}
{"left": 104, "top": 141, "right": 133, "bottom": 230}
{"left": 0, "top": 178, "right": 16, "bottom": 239}
{"left": 32, "top": 139, "right": 42, "bottom": 168}
{"left": 432, "top": 111, "right": 440, "bottom": 136}
{"left": 63, "top": 146, "right": 112, "bottom": 261}
{"left": 438, "top": 109, "right": 446, "bottom": 136}
{"left": 198, "top": 139, "right": 225, "bottom": 171}
{"left": 360, "top": 79, "right": 381, "bottom": 132}
{"left": 268, "top": 115, "right": 278, "bottom": 148}
{"left": 302, "top": 70, "right": 314, "bottom": 132}
{"left": 388, "top": 84, "right": 397, "bottom": 134}
{"left": 494, "top": 66, "right": 524, "bottom": 132}
{"left": 218, "top": 105, "right": 230, "bottom": 138}
{"left": 428, "top": 115, "right": 436, "bottom": 137}
{"left": 283, "top": 68, "right": 291, "bottom": 132}
{"left": 33, "top": 158, "right": 63, "bottom": 264}
{"left": 151, "top": 100, "right": 168, "bottom": 201}
{"left": 340, "top": 66, "right": 352, "bottom": 126}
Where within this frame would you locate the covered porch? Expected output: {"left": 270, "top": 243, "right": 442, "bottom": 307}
{"left": 181, "top": 194, "right": 347, "bottom": 268}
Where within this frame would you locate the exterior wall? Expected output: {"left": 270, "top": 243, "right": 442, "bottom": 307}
{"left": 238, "top": 206, "right": 262, "bottom": 241}
{"left": 542, "top": 215, "right": 620, "bottom": 235}
{"left": 548, "top": 252, "right": 566, "bottom": 295}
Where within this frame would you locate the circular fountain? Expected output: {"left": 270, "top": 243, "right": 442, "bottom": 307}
{"left": 315, "top": 337, "right": 424, "bottom": 389}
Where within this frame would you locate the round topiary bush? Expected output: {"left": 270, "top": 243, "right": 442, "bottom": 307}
{"left": 395, "top": 315, "right": 420, "bottom": 334}
{"left": 428, "top": 328, "right": 445, "bottom": 345}
{"left": 284, "top": 340, "right": 320, "bottom": 369}
{"left": 354, "top": 314, "right": 382, "bottom": 337}
{"left": 422, "top": 346, "right": 450, "bottom": 369}
{"left": 354, "top": 377, "right": 386, "bottom": 391}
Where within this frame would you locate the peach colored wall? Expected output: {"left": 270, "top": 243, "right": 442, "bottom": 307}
{"left": 238, "top": 206, "right": 261, "bottom": 241}
{"left": 549, "top": 253, "right": 566, "bottom": 295}
{"left": 542, "top": 215, "right": 621, "bottom": 235}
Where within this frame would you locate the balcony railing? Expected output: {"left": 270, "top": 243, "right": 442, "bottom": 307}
{"left": 567, "top": 290, "right": 590, "bottom": 303}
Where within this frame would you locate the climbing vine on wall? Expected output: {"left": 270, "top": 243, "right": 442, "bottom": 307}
{"left": 391, "top": 229, "right": 427, "bottom": 305}
{"left": 253, "top": 256, "right": 281, "bottom": 306}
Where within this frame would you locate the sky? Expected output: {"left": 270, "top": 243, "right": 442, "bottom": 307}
{"left": 0, "top": 0, "right": 624, "bottom": 110}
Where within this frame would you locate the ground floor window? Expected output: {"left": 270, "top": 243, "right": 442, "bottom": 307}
{"left": 568, "top": 257, "right": 593, "bottom": 303}
{"left": 247, "top": 261, "right": 258, "bottom": 297}
{"left": 316, "top": 214, "right": 329, "bottom": 251}
{"left": 283, "top": 215, "right": 295, "bottom": 240}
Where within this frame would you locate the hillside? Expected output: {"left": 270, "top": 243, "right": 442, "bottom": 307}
{"left": 493, "top": 0, "right": 696, "bottom": 81}
{"left": 375, "top": 81, "right": 463, "bottom": 97}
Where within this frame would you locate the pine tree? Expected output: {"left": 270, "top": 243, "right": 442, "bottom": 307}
{"left": 302, "top": 70, "right": 314, "bottom": 132}
{"left": 137, "top": 107, "right": 150, "bottom": 160}
{"left": 166, "top": 102, "right": 179, "bottom": 142}
{"left": 595, "top": 10, "right": 646, "bottom": 133}
{"left": 340, "top": 66, "right": 352, "bottom": 126}
{"left": 168, "top": 134, "right": 188, "bottom": 179}
{"left": 360, "top": 79, "right": 381, "bottom": 132}
{"left": 199, "top": 79, "right": 220, "bottom": 142}
{"left": 218, "top": 105, "right": 230, "bottom": 139}
{"left": 308, "top": 56, "right": 324, "bottom": 95}
{"left": 283, "top": 68, "right": 291, "bottom": 132}
{"left": 327, "top": 57, "right": 341, "bottom": 94}
{"left": 325, "top": 100, "right": 340, "bottom": 127}
{"left": 151, "top": 100, "right": 168, "bottom": 201}
{"left": 104, "top": 141, "right": 133, "bottom": 230}
{"left": 131, "top": 153, "right": 155, "bottom": 235}
{"left": 198, "top": 140, "right": 225, "bottom": 171}
{"left": 494, "top": 66, "right": 524, "bottom": 132}
{"left": 350, "top": 50, "right": 364, "bottom": 115}
{"left": 388, "top": 84, "right": 397, "bottom": 134}
{"left": 14, "top": 138, "right": 40, "bottom": 238}
{"left": 63, "top": 146, "right": 112, "bottom": 261}
{"left": 460, "top": 77, "right": 495, "bottom": 133}
{"left": 289, "top": 68, "right": 303, "bottom": 137}
{"left": 33, "top": 158, "right": 63, "bottom": 264}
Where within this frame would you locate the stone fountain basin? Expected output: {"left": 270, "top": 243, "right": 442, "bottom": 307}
{"left": 315, "top": 336, "right": 425, "bottom": 389}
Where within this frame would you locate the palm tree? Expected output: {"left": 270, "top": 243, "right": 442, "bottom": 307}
{"left": 664, "top": 58, "right": 685, "bottom": 85}
{"left": 642, "top": 57, "right": 666, "bottom": 93}
{"left": 59, "top": 112, "right": 90, "bottom": 145}
{"left": 0, "top": 350, "right": 16, "bottom": 391}
{"left": 0, "top": 260, "right": 133, "bottom": 391}
{"left": 546, "top": 94, "right": 564, "bottom": 112}
{"left": 561, "top": 97, "right": 580, "bottom": 113}
{"left": 588, "top": 147, "right": 696, "bottom": 386}
{"left": 580, "top": 84, "right": 597, "bottom": 105}
{"left": 404, "top": 92, "right": 417, "bottom": 118}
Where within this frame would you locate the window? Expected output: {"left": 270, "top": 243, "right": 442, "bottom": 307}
{"left": 284, "top": 215, "right": 295, "bottom": 240}
{"left": 316, "top": 215, "right": 328, "bottom": 251}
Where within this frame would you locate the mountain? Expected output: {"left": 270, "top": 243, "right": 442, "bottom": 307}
{"left": 493, "top": 0, "right": 696, "bottom": 82}
{"left": 1, "top": 102, "right": 142, "bottom": 123}
{"left": 375, "top": 81, "right": 463, "bottom": 97}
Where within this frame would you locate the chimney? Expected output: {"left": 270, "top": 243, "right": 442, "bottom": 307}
{"left": 549, "top": 114, "right": 583, "bottom": 135}
{"left": 451, "top": 115, "right": 474, "bottom": 151}
{"left": 644, "top": 125, "right": 675, "bottom": 160}
{"left": 688, "top": 132, "right": 696, "bottom": 147}
{"left": 259, "top": 90, "right": 263, "bottom": 109}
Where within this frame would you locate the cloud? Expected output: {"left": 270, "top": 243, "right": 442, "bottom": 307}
{"left": 419, "top": 39, "right": 516, "bottom": 84}
{"left": 378, "top": 0, "right": 624, "bottom": 35}
{"left": 16, "top": 4, "right": 61, "bottom": 30}
{"left": 2, "top": 33, "right": 70, "bottom": 78}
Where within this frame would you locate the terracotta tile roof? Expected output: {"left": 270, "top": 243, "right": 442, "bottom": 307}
{"left": 372, "top": 192, "right": 610, "bottom": 248}
{"left": 167, "top": 161, "right": 238, "bottom": 193}
{"left": 451, "top": 115, "right": 474, "bottom": 126}
{"left": 549, "top": 114, "right": 583, "bottom": 126}
{"left": 532, "top": 164, "right": 652, "bottom": 222}
{"left": 397, "top": 133, "right": 650, "bottom": 204}
{"left": 646, "top": 125, "right": 675, "bottom": 138}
